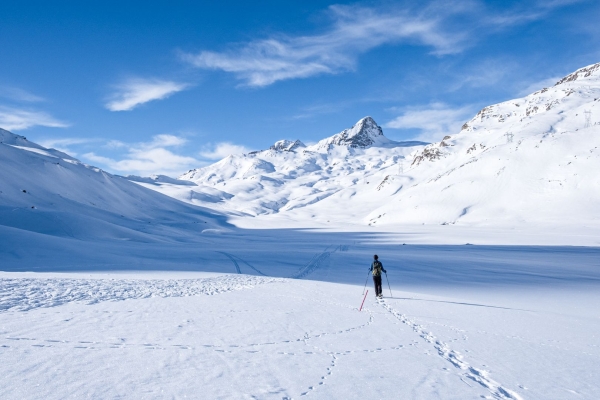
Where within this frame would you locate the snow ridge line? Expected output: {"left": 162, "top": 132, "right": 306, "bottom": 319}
{"left": 0, "top": 276, "right": 282, "bottom": 312}
{"left": 378, "top": 299, "right": 523, "bottom": 400}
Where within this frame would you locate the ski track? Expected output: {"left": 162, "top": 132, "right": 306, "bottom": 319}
{"left": 290, "top": 245, "right": 338, "bottom": 280}
{"left": 229, "top": 253, "right": 269, "bottom": 276}
{"left": 0, "top": 275, "right": 281, "bottom": 312}
{"left": 218, "top": 251, "right": 242, "bottom": 274}
{"left": 378, "top": 299, "right": 524, "bottom": 400}
{"left": 218, "top": 251, "right": 269, "bottom": 276}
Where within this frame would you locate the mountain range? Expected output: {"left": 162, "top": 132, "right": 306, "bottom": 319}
{"left": 132, "top": 62, "right": 600, "bottom": 231}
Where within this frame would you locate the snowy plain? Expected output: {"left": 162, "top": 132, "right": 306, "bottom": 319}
{"left": 1, "top": 63, "right": 600, "bottom": 399}
{"left": 2, "top": 232, "right": 599, "bottom": 399}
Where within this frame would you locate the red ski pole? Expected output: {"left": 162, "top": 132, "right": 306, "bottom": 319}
{"left": 359, "top": 290, "right": 368, "bottom": 311}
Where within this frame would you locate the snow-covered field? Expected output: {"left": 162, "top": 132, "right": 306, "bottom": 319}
{"left": 1, "top": 274, "right": 598, "bottom": 399}
{"left": 2, "top": 237, "right": 599, "bottom": 399}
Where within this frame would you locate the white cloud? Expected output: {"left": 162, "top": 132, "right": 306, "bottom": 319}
{"left": 448, "top": 60, "right": 513, "bottom": 91}
{"left": 290, "top": 102, "right": 350, "bottom": 120}
{"left": 144, "top": 134, "right": 188, "bottom": 148}
{"left": 36, "top": 137, "right": 98, "bottom": 156}
{"left": 105, "top": 78, "right": 189, "bottom": 111}
{"left": 199, "top": 142, "right": 252, "bottom": 159}
{"left": 0, "top": 106, "right": 69, "bottom": 131}
{"left": 84, "top": 149, "right": 198, "bottom": 176}
{"left": 106, "top": 140, "right": 127, "bottom": 149}
{"left": 178, "top": 1, "right": 585, "bottom": 89}
{"left": 182, "top": 4, "right": 466, "bottom": 87}
{"left": 384, "top": 103, "right": 475, "bottom": 142}
{"left": 82, "top": 134, "right": 200, "bottom": 176}
{"left": 0, "top": 86, "right": 45, "bottom": 103}
{"left": 486, "top": 0, "right": 585, "bottom": 27}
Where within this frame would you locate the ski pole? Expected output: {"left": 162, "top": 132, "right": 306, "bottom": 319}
{"left": 362, "top": 270, "right": 370, "bottom": 295}
{"left": 385, "top": 272, "right": 393, "bottom": 298}
{"left": 359, "top": 290, "right": 368, "bottom": 312}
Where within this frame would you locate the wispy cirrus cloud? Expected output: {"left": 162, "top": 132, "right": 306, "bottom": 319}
{"left": 105, "top": 78, "right": 189, "bottom": 111}
{"left": 384, "top": 102, "right": 475, "bottom": 142}
{"left": 36, "top": 137, "right": 99, "bottom": 156}
{"left": 291, "top": 102, "right": 348, "bottom": 120}
{"left": 0, "top": 106, "right": 69, "bottom": 131}
{"left": 180, "top": 1, "right": 585, "bottom": 88}
{"left": 486, "top": 0, "right": 586, "bottom": 27}
{"left": 199, "top": 142, "right": 252, "bottom": 160}
{"left": 0, "top": 86, "right": 45, "bottom": 103}
{"left": 181, "top": 4, "right": 468, "bottom": 87}
{"left": 83, "top": 134, "right": 199, "bottom": 176}
{"left": 447, "top": 59, "right": 515, "bottom": 92}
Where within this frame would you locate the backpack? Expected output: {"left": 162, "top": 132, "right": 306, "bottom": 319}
{"left": 372, "top": 260, "right": 382, "bottom": 276}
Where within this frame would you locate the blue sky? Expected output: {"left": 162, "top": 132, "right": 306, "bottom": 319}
{"left": 1, "top": 0, "right": 599, "bottom": 176}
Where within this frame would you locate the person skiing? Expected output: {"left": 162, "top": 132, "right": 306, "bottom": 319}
{"left": 369, "top": 254, "right": 386, "bottom": 298}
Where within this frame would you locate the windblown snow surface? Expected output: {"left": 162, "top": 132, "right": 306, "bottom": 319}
{"left": 1, "top": 63, "right": 600, "bottom": 399}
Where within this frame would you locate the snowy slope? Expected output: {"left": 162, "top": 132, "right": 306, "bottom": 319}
{"left": 369, "top": 62, "right": 600, "bottom": 228}
{"left": 134, "top": 63, "right": 600, "bottom": 233}
{"left": 0, "top": 128, "right": 226, "bottom": 243}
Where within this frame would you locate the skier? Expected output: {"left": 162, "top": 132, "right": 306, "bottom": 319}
{"left": 369, "top": 254, "right": 386, "bottom": 298}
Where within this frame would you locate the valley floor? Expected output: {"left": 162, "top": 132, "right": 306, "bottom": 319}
{"left": 1, "top": 268, "right": 599, "bottom": 399}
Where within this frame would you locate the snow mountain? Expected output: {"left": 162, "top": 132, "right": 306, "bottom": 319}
{"left": 134, "top": 117, "right": 426, "bottom": 220}
{"left": 135, "top": 62, "right": 600, "bottom": 231}
{"left": 372, "top": 62, "right": 600, "bottom": 228}
{"left": 312, "top": 116, "right": 390, "bottom": 149}
{"left": 0, "top": 128, "right": 226, "bottom": 247}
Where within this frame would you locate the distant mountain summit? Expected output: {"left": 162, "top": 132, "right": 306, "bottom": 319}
{"left": 174, "top": 116, "right": 424, "bottom": 216}
{"left": 251, "top": 116, "right": 393, "bottom": 155}
{"left": 269, "top": 139, "right": 306, "bottom": 152}
{"left": 314, "top": 116, "right": 386, "bottom": 149}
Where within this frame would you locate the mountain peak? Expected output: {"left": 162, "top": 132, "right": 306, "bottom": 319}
{"left": 318, "top": 116, "right": 385, "bottom": 149}
{"left": 270, "top": 139, "right": 306, "bottom": 152}
{"left": 554, "top": 62, "right": 600, "bottom": 86}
